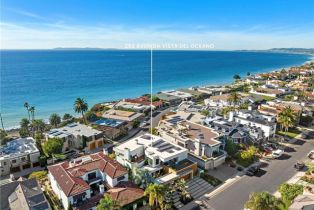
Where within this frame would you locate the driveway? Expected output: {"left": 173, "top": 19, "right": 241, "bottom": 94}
{"left": 204, "top": 137, "right": 314, "bottom": 210}
{"left": 206, "top": 163, "right": 239, "bottom": 182}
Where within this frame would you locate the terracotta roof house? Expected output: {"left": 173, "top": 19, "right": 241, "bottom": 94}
{"left": 124, "top": 96, "right": 163, "bottom": 109}
{"left": 106, "top": 182, "right": 145, "bottom": 209}
{"left": 289, "top": 194, "right": 314, "bottom": 210}
{"left": 47, "top": 152, "right": 128, "bottom": 210}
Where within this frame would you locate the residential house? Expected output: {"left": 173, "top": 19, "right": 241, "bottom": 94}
{"left": 92, "top": 118, "right": 128, "bottom": 140}
{"left": 155, "top": 93, "right": 182, "bottom": 105}
{"left": 204, "top": 93, "right": 233, "bottom": 107}
{"left": 0, "top": 138, "right": 40, "bottom": 176}
{"left": 177, "top": 88, "right": 210, "bottom": 100}
{"left": 114, "top": 134, "right": 197, "bottom": 184}
{"left": 289, "top": 194, "right": 314, "bottom": 210}
{"left": 124, "top": 96, "right": 163, "bottom": 109}
{"left": 161, "top": 90, "right": 193, "bottom": 101}
{"left": 48, "top": 152, "right": 130, "bottom": 210}
{"left": 177, "top": 101, "right": 204, "bottom": 113}
{"left": 250, "top": 87, "right": 286, "bottom": 98}
{"left": 45, "top": 123, "right": 103, "bottom": 151}
{"left": 158, "top": 117, "right": 226, "bottom": 170}
{"left": 0, "top": 177, "right": 50, "bottom": 210}
{"left": 197, "top": 86, "right": 231, "bottom": 96}
{"left": 103, "top": 109, "right": 144, "bottom": 130}
{"left": 114, "top": 101, "right": 150, "bottom": 113}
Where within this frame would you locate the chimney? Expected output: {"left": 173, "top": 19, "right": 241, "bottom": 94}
{"left": 99, "top": 184, "right": 105, "bottom": 194}
{"left": 103, "top": 148, "right": 108, "bottom": 155}
{"left": 228, "top": 111, "right": 234, "bottom": 122}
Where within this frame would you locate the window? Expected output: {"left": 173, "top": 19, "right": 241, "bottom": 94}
{"left": 3, "top": 162, "right": 6, "bottom": 166}
{"left": 87, "top": 172, "right": 97, "bottom": 180}
{"left": 12, "top": 159, "right": 16, "bottom": 164}
{"left": 155, "top": 159, "right": 160, "bottom": 165}
{"left": 21, "top": 157, "right": 26, "bottom": 162}
{"left": 117, "top": 175, "right": 125, "bottom": 181}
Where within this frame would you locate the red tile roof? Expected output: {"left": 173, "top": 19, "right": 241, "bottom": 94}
{"left": 107, "top": 182, "right": 144, "bottom": 206}
{"left": 48, "top": 152, "right": 127, "bottom": 196}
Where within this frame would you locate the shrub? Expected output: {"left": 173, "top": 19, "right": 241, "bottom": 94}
{"left": 278, "top": 183, "right": 303, "bottom": 203}
{"left": 29, "top": 170, "right": 48, "bottom": 181}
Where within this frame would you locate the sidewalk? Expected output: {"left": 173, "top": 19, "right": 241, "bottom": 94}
{"left": 273, "top": 171, "right": 305, "bottom": 197}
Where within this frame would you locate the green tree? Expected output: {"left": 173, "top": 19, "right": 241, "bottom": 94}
{"left": 228, "top": 92, "right": 241, "bottom": 107}
{"left": 233, "top": 74, "right": 241, "bottom": 80}
{"left": 201, "top": 110, "right": 209, "bottom": 116}
{"left": 144, "top": 183, "right": 167, "bottom": 208}
{"left": 29, "top": 106, "right": 35, "bottom": 121}
{"left": 96, "top": 194, "right": 120, "bottom": 210}
{"left": 247, "top": 72, "right": 251, "bottom": 76}
{"left": 152, "top": 95, "right": 160, "bottom": 102}
{"left": 19, "top": 118, "right": 30, "bottom": 137}
{"left": 0, "top": 129, "right": 12, "bottom": 145}
{"left": 63, "top": 113, "right": 73, "bottom": 121}
{"left": 49, "top": 113, "right": 61, "bottom": 128}
{"left": 32, "top": 119, "right": 46, "bottom": 135}
{"left": 132, "top": 119, "right": 140, "bottom": 128}
{"left": 85, "top": 110, "right": 98, "bottom": 122}
{"left": 278, "top": 106, "right": 297, "bottom": 132}
{"left": 74, "top": 98, "right": 88, "bottom": 124}
{"left": 175, "top": 179, "right": 191, "bottom": 202}
{"left": 225, "top": 139, "right": 238, "bottom": 157}
{"left": 278, "top": 183, "right": 303, "bottom": 204}
{"left": 29, "top": 170, "right": 48, "bottom": 181}
{"left": 149, "top": 127, "right": 158, "bottom": 135}
{"left": 24, "top": 102, "right": 31, "bottom": 121}
{"left": 42, "top": 138, "right": 64, "bottom": 157}
{"left": 245, "top": 192, "right": 283, "bottom": 210}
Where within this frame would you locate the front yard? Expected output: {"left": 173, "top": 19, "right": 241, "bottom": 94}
{"left": 200, "top": 173, "right": 222, "bottom": 187}
{"left": 277, "top": 127, "right": 301, "bottom": 139}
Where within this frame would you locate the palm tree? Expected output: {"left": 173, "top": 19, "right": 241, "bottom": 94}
{"left": 74, "top": 98, "right": 88, "bottom": 124}
{"left": 228, "top": 92, "right": 241, "bottom": 107}
{"left": 233, "top": 74, "right": 241, "bottom": 81}
{"left": 244, "top": 192, "right": 283, "bottom": 210}
{"left": 24, "top": 102, "right": 31, "bottom": 121}
{"left": 29, "top": 106, "right": 35, "bottom": 121}
{"left": 175, "top": 179, "right": 191, "bottom": 202}
{"left": 49, "top": 113, "right": 61, "bottom": 128}
{"left": 278, "top": 106, "right": 297, "bottom": 132}
{"left": 144, "top": 183, "right": 167, "bottom": 208}
{"left": 96, "top": 194, "right": 120, "bottom": 210}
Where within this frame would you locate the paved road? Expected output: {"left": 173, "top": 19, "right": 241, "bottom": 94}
{"left": 206, "top": 138, "right": 314, "bottom": 210}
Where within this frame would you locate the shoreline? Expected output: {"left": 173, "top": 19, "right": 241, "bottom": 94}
{"left": 2, "top": 52, "right": 312, "bottom": 131}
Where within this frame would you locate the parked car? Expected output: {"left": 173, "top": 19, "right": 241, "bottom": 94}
{"left": 308, "top": 150, "right": 314, "bottom": 160}
{"left": 294, "top": 162, "right": 305, "bottom": 171}
{"left": 272, "top": 149, "right": 284, "bottom": 159}
{"left": 302, "top": 131, "right": 314, "bottom": 139}
{"left": 246, "top": 165, "right": 260, "bottom": 176}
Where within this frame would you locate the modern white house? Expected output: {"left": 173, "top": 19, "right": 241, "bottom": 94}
{"left": 0, "top": 138, "right": 40, "bottom": 176}
{"left": 230, "top": 110, "right": 277, "bottom": 139}
{"left": 158, "top": 116, "right": 226, "bottom": 170}
{"left": 114, "top": 134, "right": 197, "bottom": 184}
{"left": 204, "top": 93, "right": 231, "bottom": 107}
{"left": 161, "top": 90, "right": 193, "bottom": 101}
{"left": 44, "top": 123, "right": 103, "bottom": 151}
{"left": 48, "top": 151, "right": 128, "bottom": 210}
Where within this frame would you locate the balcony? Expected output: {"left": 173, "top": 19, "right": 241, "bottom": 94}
{"left": 86, "top": 177, "right": 102, "bottom": 184}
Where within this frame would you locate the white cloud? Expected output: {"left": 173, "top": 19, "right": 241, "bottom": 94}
{"left": 1, "top": 21, "right": 313, "bottom": 50}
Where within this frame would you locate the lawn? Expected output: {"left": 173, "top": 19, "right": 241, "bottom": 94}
{"left": 277, "top": 128, "right": 301, "bottom": 139}
{"left": 200, "top": 173, "right": 222, "bottom": 187}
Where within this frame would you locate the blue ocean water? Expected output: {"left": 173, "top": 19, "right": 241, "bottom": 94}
{"left": 0, "top": 50, "right": 311, "bottom": 129}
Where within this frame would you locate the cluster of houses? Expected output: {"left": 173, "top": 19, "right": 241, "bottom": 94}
{"left": 0, "top": 62, "right": 313, "bottom": 210}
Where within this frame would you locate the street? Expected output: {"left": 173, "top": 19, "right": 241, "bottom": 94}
{"left": 206, "top": 138, "right": 314, "bottom": 210}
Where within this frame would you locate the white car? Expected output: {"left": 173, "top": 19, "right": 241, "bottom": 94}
{"left": 272, "top": 149, "right": 284, "bottom": 158}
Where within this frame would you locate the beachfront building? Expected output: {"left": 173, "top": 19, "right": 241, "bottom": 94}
{"left": 47, "top": 152, "right": 130, "bottom": 210}
{"left": 103, "top": 109, "right": 144, "bottom": 130}
{"left": 124, "top": 96, "right": 163, "bottom": 109}
{"left": 249, "top": 87, "right": 287, "bottom": 98}
{"left": 158, "top": 116, "right": 226, "bottom": 170}
{"left": 0, "top": 177, "right": 51, "bottom": 210}
{"left": 161, "top": 90, "right": 193, "bottom": 101}
{"left": 114, "top": 134, "right": 197, "bottom": 184}
{"left": 204, "top": 93, "right": 231, "bottom": 107}
{"left": 177, "top": 101, "right": 204, "bottom": 113}
{"left": 155, "top": 93, "right": 182, "bottom": 105}
{"left": 92, "top": 118, "right": 128, "bottom": 140}
{"left": 0, "top": 138, "right": 40, "bottom": 176}
{"left": 45, "top": 123, "right": 103, "bottom": 151}
{"left": 114, "top": 101, "right": 151, "bottom": 113}
{"left": 177, "top": 88, "right": 210, "bottom": 100}
{"left": 196, "top": 86, "right": 231, "bottom": 96}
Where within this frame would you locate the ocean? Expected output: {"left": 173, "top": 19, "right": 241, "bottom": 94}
{"left": 0, "top": 50, "right": 311, "bottom": 129}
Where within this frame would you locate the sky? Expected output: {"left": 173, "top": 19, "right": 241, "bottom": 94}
{"left": 1, "top": 0, "right": 314, "bottom": 50}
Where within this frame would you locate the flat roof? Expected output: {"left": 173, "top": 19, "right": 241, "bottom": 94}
{"left": 162, "top": 90, "right": 193, "bottom": 99}
{"left": 103, "top": 109, "right": 143, "bottom": 121}
{"left": 46, "top": 123, "right": 102, "bottom": 138}
{"left": 0, "top": 138, "right": 39, "bottom": 159}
